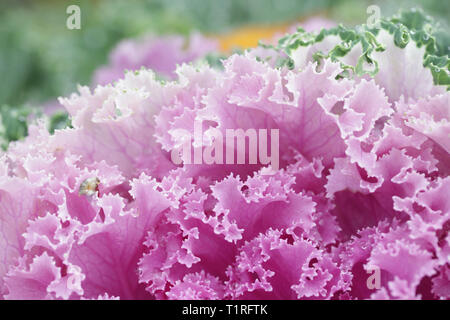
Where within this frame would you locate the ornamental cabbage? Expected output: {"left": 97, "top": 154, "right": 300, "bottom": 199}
{"left": 0, "top": 9, "right": 448, "bottom": 300}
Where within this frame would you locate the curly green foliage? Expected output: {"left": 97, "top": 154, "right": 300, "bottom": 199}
{"left": 276, "top": 8, "right": 449, "bottom": 88}
{"left": 278, "top": 25, "right": 386, "bottom": 77}
{"left": 383, "top": 9, "right": 449, "bottom": 87}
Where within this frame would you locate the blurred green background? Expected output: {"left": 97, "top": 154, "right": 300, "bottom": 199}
{"left": 0, "top": 0, "right": 448, "bottom": 147}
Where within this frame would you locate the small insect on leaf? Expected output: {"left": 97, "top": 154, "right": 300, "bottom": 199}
{"left": 79, "top": 177, "right": 100, "bottom": 196}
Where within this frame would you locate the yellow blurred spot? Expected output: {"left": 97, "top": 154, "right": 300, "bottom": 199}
{"left": 216, "top": 23, "right": 291, "bottom": 52}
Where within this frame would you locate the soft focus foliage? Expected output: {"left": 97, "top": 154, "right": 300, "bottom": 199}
{"left": 93, "top": 33, "right": 218, "bottom": 85}
{"left": 0, "top": 0, "right": 448, "bottom": 107}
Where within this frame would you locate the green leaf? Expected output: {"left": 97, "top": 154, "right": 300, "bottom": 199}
{"left": 0, "top": 104, "right": 39, "bottom": 150}
{"left": 48, "top": 111, "right": 72, "bottom": 134}
{"left": 270, "top": 8, "right": 449, "bottom": 89}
